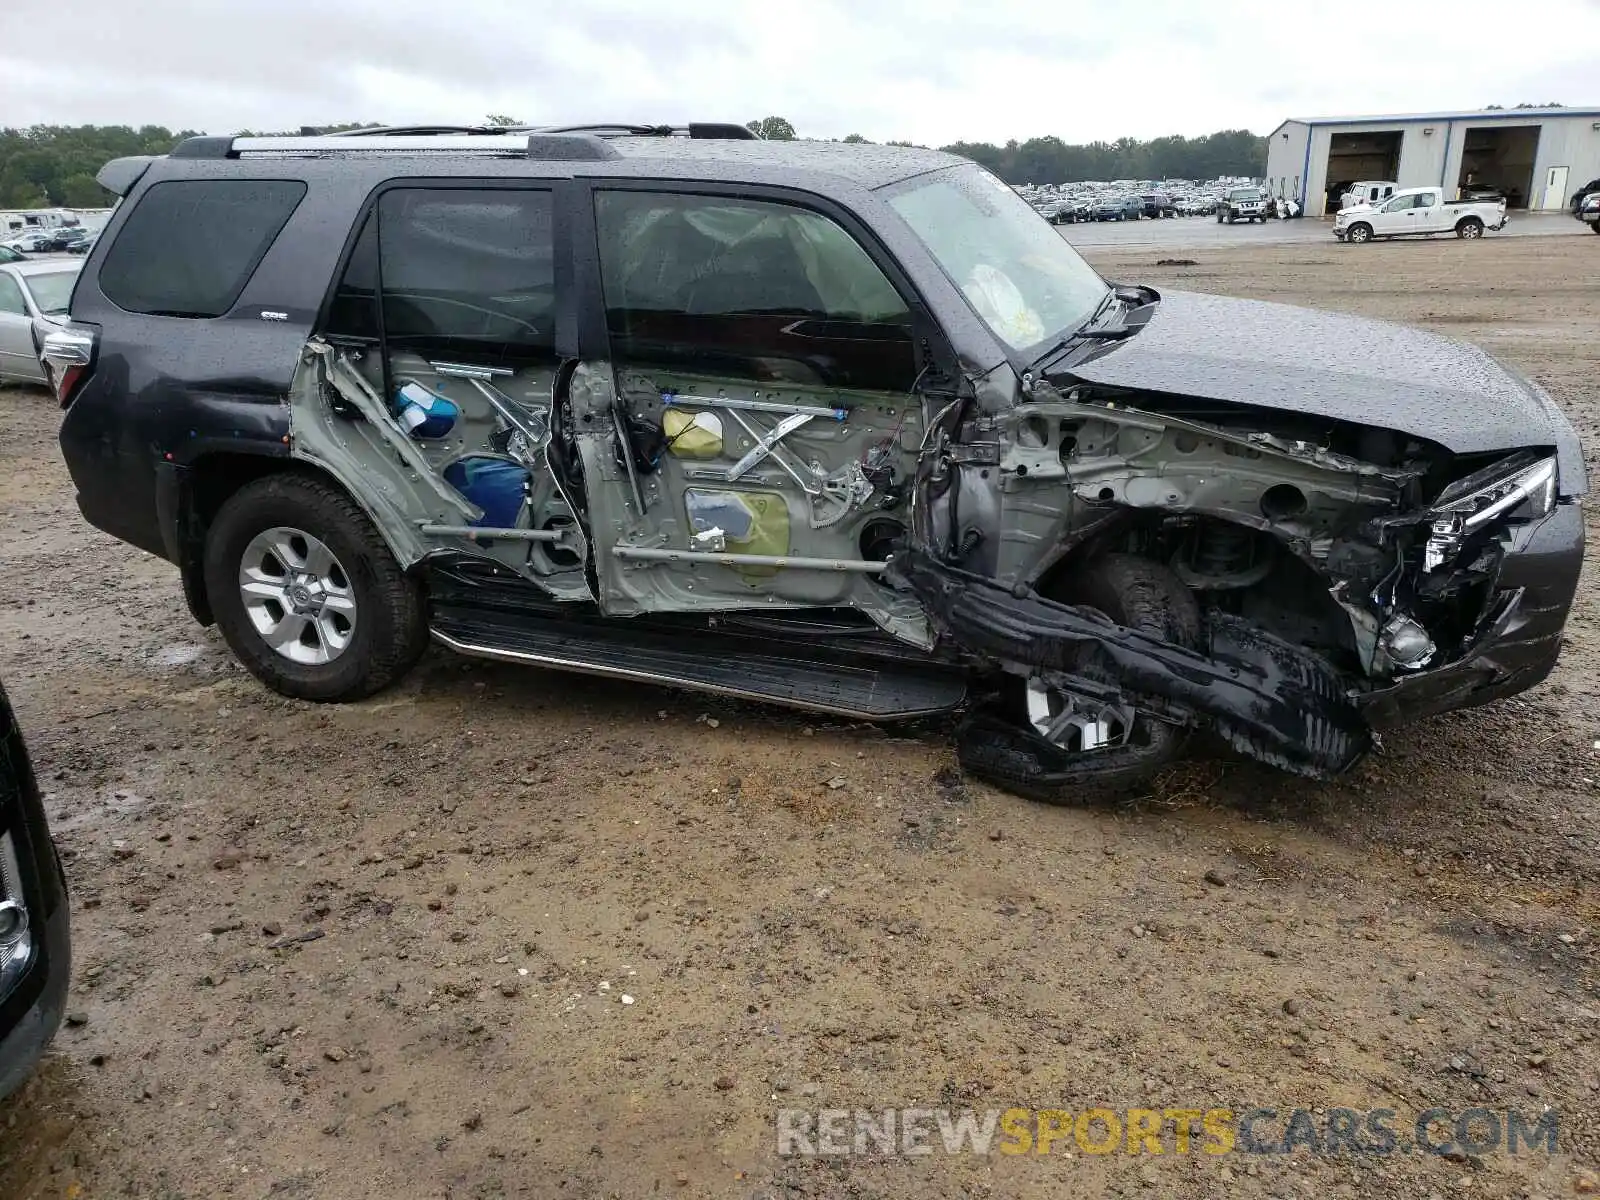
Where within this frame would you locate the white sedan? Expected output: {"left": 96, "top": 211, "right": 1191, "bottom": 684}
{"left": 0, "top": 260, "right": 81, "bottom": 386}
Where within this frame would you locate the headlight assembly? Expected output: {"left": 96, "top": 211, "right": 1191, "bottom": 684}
{"left": 1421, "top": 452, "right": 1558, "bottom": 572}
{"left": 1432, "top": 452, "right": 1557, "bottom": 531}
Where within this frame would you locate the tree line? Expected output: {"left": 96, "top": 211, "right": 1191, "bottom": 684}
{"left": 750, "top": 118, "right": 1268, "bottom": 182}
{"left": 0, "top": 118, "right": 1275, "bottom": 209}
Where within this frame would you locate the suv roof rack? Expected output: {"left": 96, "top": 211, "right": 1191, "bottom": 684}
{"left": 168, "top": 122, "right": 758, "bottom": 163}
{"left": 536, "top": 123, "right": 758, "bottom": 140}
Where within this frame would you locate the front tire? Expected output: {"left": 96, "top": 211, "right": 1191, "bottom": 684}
{"left": 958, "top": 555, "right": 1200, "bottom": 804}
{"left": 1345, "top": 222, "right": 1373, "bottom": 243}
{"left": 203, "top": 473, "right": 428, "bottom": 701}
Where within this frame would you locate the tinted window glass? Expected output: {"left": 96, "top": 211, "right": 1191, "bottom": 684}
{"left": 99, "top": 179, "right": 305, "bottom": 317}
{"left": 324, "top": 212, "right": 378, "bottom": 340}
{"left": 377, "top": 188, "right": 554, "bottom": 356}
{"left": 0, "top": 275, "right": 23, "bottom": 316}
{"left": 596, "top": 190, "right": 914, "bottom": 391}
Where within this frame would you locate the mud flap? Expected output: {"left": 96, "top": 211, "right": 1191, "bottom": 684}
{"left": 891, "top": 551, "right": 1371, "bottom": 778}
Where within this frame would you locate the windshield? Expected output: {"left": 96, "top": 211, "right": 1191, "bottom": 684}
{"left": 1228, "top": 188, "right": 1263, "bottom": 201}
{"left": 23, "top": 270, "right": 78, "bottom": 315}
{"left": 884, "top": 163, "right": 1107, "bottom": 355}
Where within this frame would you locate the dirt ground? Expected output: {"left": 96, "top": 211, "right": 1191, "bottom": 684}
{"left": 0, "top": 233, "right": 1596, "bottom": 1200}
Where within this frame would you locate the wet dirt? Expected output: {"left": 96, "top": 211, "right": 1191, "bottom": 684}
{"left": 0, "top": 235, "right": 1596, "bottom": 1199}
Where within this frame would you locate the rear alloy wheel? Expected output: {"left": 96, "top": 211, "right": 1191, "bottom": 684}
{"left": 1346, "top": 222, "right": 1373, "bottom": 244}
{"left": 957, "top": 555, "right": 1200, "bottom": 804}
{"left": 204, "top": 473, "right": 428, "bottom": 701}
{"left": 237, "top": 527, "right": 357, "bottom": 666}
{"left": 1456, "top": 217, "right": 1484, "bottom": 239}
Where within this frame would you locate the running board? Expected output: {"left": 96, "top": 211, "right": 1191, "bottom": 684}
{"left": 428, "top": 604, "right": 967, "bottom": 720}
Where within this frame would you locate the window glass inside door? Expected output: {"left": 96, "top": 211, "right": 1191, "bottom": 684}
{"left": 594, "top": 191, "right": 915, "bottom": 392}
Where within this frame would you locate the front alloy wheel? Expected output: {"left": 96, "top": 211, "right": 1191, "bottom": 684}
{"left": 1024, "top": 680, "right": 1127, "bottom": 753}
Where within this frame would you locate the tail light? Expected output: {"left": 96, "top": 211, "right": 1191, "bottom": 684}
{"left": 40, "top": 325, "right": 96, "bottom": 409}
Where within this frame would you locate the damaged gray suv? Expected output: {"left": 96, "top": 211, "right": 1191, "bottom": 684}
{"left": 52, "top": 124, "right": 1586, "bottom": 799}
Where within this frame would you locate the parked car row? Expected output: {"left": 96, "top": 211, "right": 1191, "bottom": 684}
{"left": 1030, "top": 182, "right": 1307, "bottom": 227}
{"left": 1043, "top": 191, "right": 1225, "bottom": 224}
{"left": 1021, "top": 177, "right": 1266, "bottom": 226}
{"left": 0, "top": 227, "right": 96, "bottom": 255}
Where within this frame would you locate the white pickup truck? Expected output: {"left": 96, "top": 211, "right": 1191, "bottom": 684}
{"left": 1333, "top": 186, "right": 1508, "bottom": 243}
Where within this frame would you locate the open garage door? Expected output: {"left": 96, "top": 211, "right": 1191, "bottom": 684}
{"left": 1323, "top": 130, "right": 1402, "bottom": 212}
{"left": 1457, "top": 125, "right": 1539, "bottom": 208}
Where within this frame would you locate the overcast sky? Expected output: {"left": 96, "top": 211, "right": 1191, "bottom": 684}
{"left": 4, "top": 0, "right": 1599, "bottom": 144}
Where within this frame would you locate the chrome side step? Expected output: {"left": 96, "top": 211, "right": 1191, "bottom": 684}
{"left": 427, "top": 607, "right": 966, "bottom": 721}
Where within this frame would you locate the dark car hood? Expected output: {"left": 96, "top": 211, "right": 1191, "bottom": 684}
{"left": 1065, "top": 290, "right": 1586, "bottom": 495}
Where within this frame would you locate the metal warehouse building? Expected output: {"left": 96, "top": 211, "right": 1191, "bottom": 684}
{"left": 1265, "top": 106, "right": 1600, "bottom": 216}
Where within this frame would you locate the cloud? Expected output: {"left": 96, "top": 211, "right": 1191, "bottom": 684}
{"left": 3, "top": 0, "right": 1598, "bottom": 143}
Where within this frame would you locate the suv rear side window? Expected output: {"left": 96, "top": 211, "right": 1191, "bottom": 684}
{"left": 594, "top": 190, "right": 914, "bottom": 391}
{"left": 376, "top": 188, "right": 555, "bottom": 356}
{"left": 98, "top": 180, "right": 305, "bottom": 318}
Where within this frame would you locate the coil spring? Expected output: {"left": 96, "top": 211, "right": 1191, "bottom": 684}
{"left": 1192, "top": 522, "right": 1254, "bottom": 576}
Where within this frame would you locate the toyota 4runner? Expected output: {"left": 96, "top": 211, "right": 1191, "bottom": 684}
{"left": 50, "top": 124, "right": 1587, "bottom": 800}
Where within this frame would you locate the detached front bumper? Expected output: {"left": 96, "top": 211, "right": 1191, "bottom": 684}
{"left": 891, "top": 552, "right": 1370, "bottom": 779}
{"left": 1359, "top": 502, "right": 1584, "bottom": 727}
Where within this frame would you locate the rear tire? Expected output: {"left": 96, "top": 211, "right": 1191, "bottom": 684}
{"left": 958, "top": 555, "right": 1200, "bottom": 804}
{"left": 203, "top": 473, "right": 428, "bottom": 701}
{"left": 1456, "top": 217, "right": 1484, "bottom": 239}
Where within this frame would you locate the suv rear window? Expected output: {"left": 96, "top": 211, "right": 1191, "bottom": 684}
{"left": 98, "top": 179, "right": 306, "bottom": 318}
